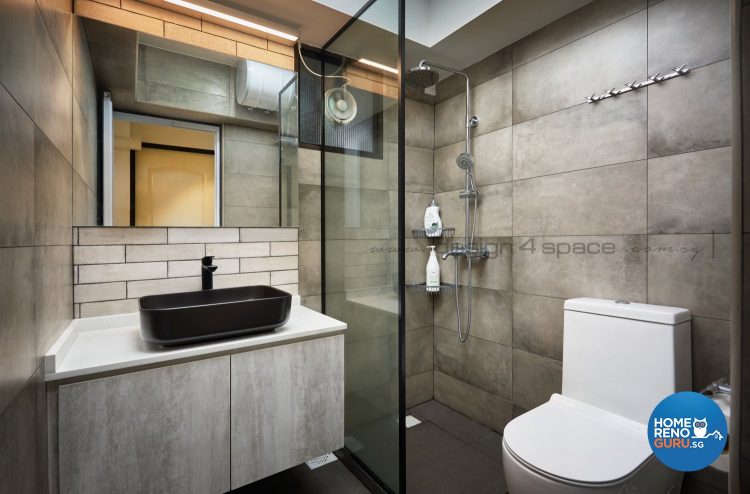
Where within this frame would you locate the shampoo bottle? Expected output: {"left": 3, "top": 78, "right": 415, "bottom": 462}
{"left": 426, "top": 246, "right": 440, "bottom": 293}
{"left": 424, "top": 199, "right": 442, "bottom": 237}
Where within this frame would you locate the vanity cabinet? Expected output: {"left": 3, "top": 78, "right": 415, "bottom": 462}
{"left": 58, "top": 357, "right": 231, "bottom": 494}
{"left": 230, "top": 335, "right": 345, "bottom": 488}
{"left": 54, "top": 335, "right": 344, "bottom": 494}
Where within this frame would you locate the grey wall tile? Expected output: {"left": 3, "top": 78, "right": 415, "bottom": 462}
{"left": 513, "top": 0, "right": 646, "bottom": 67}
{"left": 168, "top": 258, "right": 238, "bottom": 278}
{"left": 402, "top": 145, "right": 434, "bottom": 193}
{"left": 223, "top": 207, "right": 278, "bottom": 228}
{"left": 0, "top": 375, "right": 38, "bottom": 494}
{"left": 72, "top": 172, "right": 96, "bottom": 227}
{"left": 436, "top": 47, "right": 513, "bottom": 103}
{"left": 434, "top": 326, "right": 512, "bottom": 399}
{"left": 298, "top": 148, "right": 321, "bottom": 186}
{"left": 299, "top": 184, "right": 321, "bottom": 241}
{"left": 223, "top": 138, "right": 278, "bottom": 176}
{"left": 433, "top": 371, "right": 513, "bottom": 432}
{"left": 435, "top": 91, "right": 465, "bottom": 148}
{"left": 34, "top": 10, "right": 72, "bottom": 162}
{"left": 648, "top": 60, "right": 731, "bottom": 157}
{"left": 512, "top": 349, "right": 562, "bottom": 410}
{"left": 126, "top": 277, "right": 201, "bottom": 299}
{"left": 224, "top": 173, "right": 278, "bottom": 208}
{"left": 647, "top": 234, "right": 731, "bottom": 319}
{"left": 0, "top": 248, "right": 35, "bottom": 415}
{"left": 406, "top": 98, "right": 435, "bottom": 149}
{"left": 406, "top": 326, "right": 433, "bottom": 376}
{"left": 513, "top": 91, "right": 647, "bottom": 179}
{"left": 34, "top": 245, "right": 72, "bottom": 356}
{"left": 271, "top": 242, "right": 298, "bottom": 256}
{"left": 35, "top": 128, "right": 72, "bottom": 246}
{"left": 406, "top": 290, "right": 433, "bottom": 331}
{"left": 214, "top": 272, "right": 270, "bottom": 289}
{"left": 406, "top": 371, "right": 434, "bottom": 408}
{"left": 473, "top": 72, "right": 512, "bottom": 138}
{"left": 79, "top": 299, "right": 138, "bottom": 318}
{"left": 513, "top": 161, "right": 647, "bottom": 236}
{"left": 648, "top": 147, "right": 732, "bottom": 233}
{"left": 472, "top": 126, "right": 512, "bottom": 186}
{"left": 648, "top": 0, "right": 730, "bottom": 74}
{"left": 0, "top": 0, "right": 37, "bottom": 116}
{"left": 690, "top": 316, "right": 729, "bottom": 391}
{"left": 270, "top": 269, "right": 297, "bottom": 285}
{"left": 512, "top": 293, "right": 565, "bottom": 361}
{"left": 513, "top": 11, "right": 647, "bottom": 123}
{"left": 79, "top": 227, "right": 167, "bottom": 245}
{"left": 36, "top": 0, "right": 71, "bottom": 79}
{"left": 72, "top": 102, "right": 96, "bottom": 192}
{"left": 513, "top": 235, "right": 648, "bottom": 300}
{"left": 0, "top": 86, "right": 34, "bottom": 247}
{"left": 72, "top": 16, "right": 96, "bottom": 125}
{"left": 434, "top": 287, "right": 512, "bottom": 345}
{"left": 299, "top": 240, "right": 321, "bottom": 296}
{"left": 441, "top": 237, "right": 513, "bottom": 292}
{"left": 434, "top": 141, "right": 466, "bottom": 193}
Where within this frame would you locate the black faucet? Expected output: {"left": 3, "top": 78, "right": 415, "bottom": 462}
{"left": 201, "top": 256, "right": 218, "bottom": 290}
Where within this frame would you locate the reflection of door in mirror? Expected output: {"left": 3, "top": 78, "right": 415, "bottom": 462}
{"left": 111, "top": 114, "right": 220, "bottom": 226}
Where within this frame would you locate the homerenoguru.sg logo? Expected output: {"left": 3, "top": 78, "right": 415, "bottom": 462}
{"left": 648, "top": 392, "right": 727, "bottom": 472}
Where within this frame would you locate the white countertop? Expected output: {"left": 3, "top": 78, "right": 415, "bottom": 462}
{"left": 45, "top": 297, "right": 346, "bottom": 382}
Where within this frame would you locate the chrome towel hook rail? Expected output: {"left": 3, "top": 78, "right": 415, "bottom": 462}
{"left": 585, "top": 64, "right": 690, "bottom": 103}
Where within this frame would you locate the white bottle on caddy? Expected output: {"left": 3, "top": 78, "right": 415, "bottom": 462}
{"left": 425, "top": 246, "right": 440, "bottom": 293}
{"left": 423, "top": 199, "right": 442, "bottom": 237}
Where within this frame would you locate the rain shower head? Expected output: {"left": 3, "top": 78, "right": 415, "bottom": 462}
{"left": 406, "top": 65, "right": 439, "bottom": 89}
{"left": 456, "top": 152, "right": 474, "bottom": 170}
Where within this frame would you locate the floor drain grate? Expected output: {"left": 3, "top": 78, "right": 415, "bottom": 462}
{"left": 405, "top": 415, "right": 422, "bottom": 428}
{"left": 306, "top": 452, "right": 338, "bottom": 470}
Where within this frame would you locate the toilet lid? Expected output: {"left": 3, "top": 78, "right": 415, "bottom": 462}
{"left": 503, "top": 394, "right": 652, "bottom": 485}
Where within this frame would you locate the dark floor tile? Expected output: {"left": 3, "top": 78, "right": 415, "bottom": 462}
{"left": 406, "top": 422, "right": 465, "bottom": 473}
{"left": 410, "top": 400, "right": 453, "bottom": 422}
{"left": 470, "top": 431, "right": 503, "bottom": 463}
{"left": 431, "top": 408, "right": 493, "bottom": 444}
{"left": 430, "top": 445, "right": 507, "bottom": 494}
{"left": 231, "top": 461, "right": 369, "bottom": 494}
{"left": 406, "top": 464, "right": 461, "bottom": 494}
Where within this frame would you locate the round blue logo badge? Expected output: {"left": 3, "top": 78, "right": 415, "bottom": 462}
{"left": 648, "top": 392, "right": 727, "bottom": 472}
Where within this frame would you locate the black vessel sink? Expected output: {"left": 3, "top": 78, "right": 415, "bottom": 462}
{"left": 139, "top": 285, "right": 292, "bottom": 346}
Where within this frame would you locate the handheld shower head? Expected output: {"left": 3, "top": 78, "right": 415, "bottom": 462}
{"left": 456, "top": 152, "right": 474, "bottom": 170}
{"left": 406, "top": 65, "right": 439, "bottom": 89}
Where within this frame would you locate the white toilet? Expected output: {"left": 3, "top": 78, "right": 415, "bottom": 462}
{"left": 502, "top": 298, "right": 691, "bottom": 493}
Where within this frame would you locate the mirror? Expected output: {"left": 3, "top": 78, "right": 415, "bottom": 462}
{"left": 83, "top": 18, "right": 299, "bottom": 227}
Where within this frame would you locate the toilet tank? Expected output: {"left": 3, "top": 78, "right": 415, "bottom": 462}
{"left": 562, "top": 298, "right": 691, "bottom": 424}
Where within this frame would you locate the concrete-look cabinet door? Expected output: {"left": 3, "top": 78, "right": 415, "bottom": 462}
{"left": 58, "top": 357, "right": 231, "bottom": 494}
{"left": 230, "top": 335, "right": 345, "bottom": 488}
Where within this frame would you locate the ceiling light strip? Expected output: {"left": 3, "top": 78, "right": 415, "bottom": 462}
{"left": 358, "top": 58, "right": 398, "bottom": 74}
{"left": 163, "top": 0, "right": 298, "bottom": 42}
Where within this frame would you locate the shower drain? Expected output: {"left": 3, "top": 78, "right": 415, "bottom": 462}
{"left": 305, "top": 452, "right": 338, "bottom": 470}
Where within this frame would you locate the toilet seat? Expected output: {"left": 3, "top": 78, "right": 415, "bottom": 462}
{"left": 503, "top": 394, "right": 653, "bottom": 486}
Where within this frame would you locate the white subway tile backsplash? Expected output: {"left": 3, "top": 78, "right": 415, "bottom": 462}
{"left": 80, "top": 299, "right": 139, "bottom": 318}
{"left": 127, "top": 277, "right": 202, "bottom": 298}
{"left": 126, "top": 243, "right": 205, "bottom": 262}
{"left": 240, "top": 228, "right": 298, "bottom": 242}
{"left": 78, "top": 262, "right": 167, "bottom": 283}
{"left": 270, "top": 270, "right": 298, "bottom": 285}
{"left": 241, "top": 256, "right": 297, "bottom": 273}
{"left": 214, "top": 272, "right": 270, "bottom": 289}
{"left": 168, "top": 228, "right": 239, "bottom": 244}
{"left": 74, "top": 282, "right": 127, "bottom": 303}
{"left": 271, "top": 242, "right": 298, "bottom": 256}
{"left": 73, "top": 245, "right": 125, "bottom": 265}
{"left": 168, "top": 258, "right": 239, "bottom": 278}
{"left": 79, "top": 227, "right": 167, "bottom": 245}
{"left": 206, "top": 242, "right": 269, "bottom": 258}
{"left": 73, "top": 227, "right": 299, "bottom": 317}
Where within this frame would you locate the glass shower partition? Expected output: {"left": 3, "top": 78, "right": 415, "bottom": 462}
{"left": 279, "top": 74, "right": 299, "bottom": 227}
{"left": 321, "top": 0, "right": 404, "bottom": 492}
